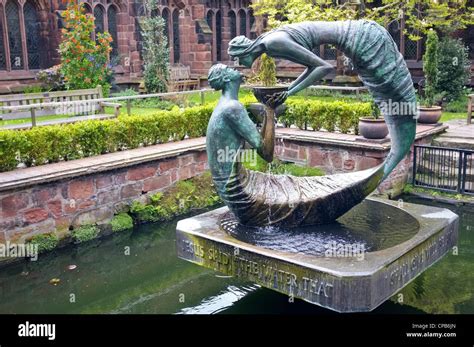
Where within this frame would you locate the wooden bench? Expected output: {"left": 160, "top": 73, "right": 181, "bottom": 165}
{"left": 168, "top": 65, "right": 200, "bottom": 91}
{"left": 0, "top": 85, "right": 121, "bottom": 130}
{"left": 468, "top": 93, "right": 473, "bottom": 125}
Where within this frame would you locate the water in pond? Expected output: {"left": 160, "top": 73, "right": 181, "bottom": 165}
{"left": 0, "top": 197, "right": 472, "bottom": 314}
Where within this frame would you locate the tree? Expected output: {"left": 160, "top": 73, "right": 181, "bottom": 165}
{"left": 252, "top": 0, "right": 474, "bottom": 41}
{"left": 59, "top": 1, "right": 113, "bottom": 95}
{"left": 139, "top": 1, "right": 170, "bottom": 93}
{"left": 422, "top": 30, "right": 440, "bottom": 107}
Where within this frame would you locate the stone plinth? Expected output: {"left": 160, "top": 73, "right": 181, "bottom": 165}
{"left": 176, "top": 198, "right": 459, "bottom": 312}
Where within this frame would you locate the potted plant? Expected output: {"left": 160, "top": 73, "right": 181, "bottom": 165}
{"left": 418, "top": 30, "right": 443, "bottom": 124}
{"left": 358, "top": 100, "right": 389, "bottom": 139}
{"left": 247, "top": 54, "right": 287, "bottom": 121}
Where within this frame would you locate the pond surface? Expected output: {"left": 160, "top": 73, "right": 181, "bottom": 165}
{"left": 0, "top": 197, "right": 472, "bottom": 314}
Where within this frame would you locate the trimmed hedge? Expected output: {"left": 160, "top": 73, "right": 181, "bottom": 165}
{"left": 0, "top": 99, "right": 372, "bottom": 172}
{"left": 280, "top": 99, "right": 372, "bottom": 135}
{"left": 0, "top": 104, "right": 213, "bottom": 172}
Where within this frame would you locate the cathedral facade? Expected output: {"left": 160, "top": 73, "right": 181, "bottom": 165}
{"left": 0, "top": 0, "right": 471, "bottom": 92}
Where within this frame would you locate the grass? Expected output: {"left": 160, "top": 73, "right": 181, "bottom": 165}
{"left": 403, "top": 183, "right": 474, "bottom": 202}
{"left": 440, "top": 112, "right": 467, "bottom": 122}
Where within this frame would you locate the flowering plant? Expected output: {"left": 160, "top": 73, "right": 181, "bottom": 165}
{"left": 58, "top": 1, "right": 113, "bottom": 95}
{"left": 36, "top": 65, "right": 66, "bottom": 91}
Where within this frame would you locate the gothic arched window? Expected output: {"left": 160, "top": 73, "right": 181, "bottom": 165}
{"left": 108, "top": 5, "right": 119, "bottom": 60}
{"left": 0, "top": 18, "right": 5, "bottom": 69}
{"left": 215, "top": 10, "right": 222, "bottom": 61}
{"left": 94, "top": 5, "right": 105, "bottom": 35}
{"left": 238, "top": 9, "right": 246, "bottom": 36}
{"left": 6, "top": 0, "right": 23, "bottom": 70}
{"left": 228, "top": 11, "right": 236, "bottom": 40}
{"left": 172, "top": 9, "right": 180, "bottom": 63}
{"left": 162, "top": 8, "right": 170, "bottom": 47}
{"left": 24, "top": 1, "right": 40, "bottom": 69}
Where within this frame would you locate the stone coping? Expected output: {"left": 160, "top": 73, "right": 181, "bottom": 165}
{"left": 0, "top": 123, "right": 446, "bottom": 193}
{"left": 0, "top": 137, "right": 207, "bottom": 192}
{"left": 276, "top": 123, "right": 447, "bottom": 150}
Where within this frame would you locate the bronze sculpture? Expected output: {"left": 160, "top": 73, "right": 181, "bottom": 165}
{"left": 207, "top": 20, "right": 417, "bottom": 227}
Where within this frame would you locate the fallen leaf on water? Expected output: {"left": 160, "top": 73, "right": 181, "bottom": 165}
{"left": 49, "top": 278, "right": 60, "bottom": 285}
{"left": 67, "top": 265, "right": 77, "bottom": 271}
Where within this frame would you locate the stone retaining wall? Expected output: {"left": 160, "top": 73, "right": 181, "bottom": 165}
{"left": 0, "top": 149, "right": 208, "bottom": 245}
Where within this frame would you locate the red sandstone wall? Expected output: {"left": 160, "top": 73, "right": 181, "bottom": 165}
{"left": 0, "top": 151, "right": 208, "bottom": 245}
{"left": 275, "top": 134, "right": 437, "bottom": 198}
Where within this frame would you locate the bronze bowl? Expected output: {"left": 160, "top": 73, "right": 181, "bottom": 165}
{"left": 252, "top": 86, "right": 288, "bottom": 109}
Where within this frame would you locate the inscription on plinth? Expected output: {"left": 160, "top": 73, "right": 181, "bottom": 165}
{"left": 176, "top": 199, "right": 458, "bottom": 312}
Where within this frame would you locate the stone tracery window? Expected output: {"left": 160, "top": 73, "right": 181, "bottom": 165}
{"left": 228, "top": 2, "right": 255, "bottom": 40}
{"left": 0, "top": 0, "right": 42, "bottom": 71}
{"left": 0, "top": 18, "right": 5, "bottom": 69}
{"left": 24, "top": 1, "right": 40, "bottom": 69}
{"left": 207, "top": 7, "right": 223, "bottom": 62}
{"left": 153, "top": 4, "right": 182, "bottom": 64}
{"left": 94, "top": 4, "right": 105, "bottom": 35}
{"left": 85, "top": 1, "right": 122, "bottom": 63}
{"left": 6, "top": 0, "right": 23, "bottom": 70}
{"left": 108, "top": 5, "right": 119, "bottom": 61}
{"left": 228, "top": 10, "right": 236, "bottom": 40}
{"left": 172, "top": 9, "right": 180, "bottom": 63}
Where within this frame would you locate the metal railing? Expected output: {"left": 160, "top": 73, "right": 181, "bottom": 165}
{"left": 412, "top": 144, "right": 474, "bottom": 195}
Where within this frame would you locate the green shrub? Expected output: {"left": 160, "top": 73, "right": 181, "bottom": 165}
{"left": 280, "top": 99, "right": 371, "bottom": 134}
{"left": 243, "top": 156, "right": 324, "bottom": 177}
{"left": 0, "top": 104, "right": 214, "bottom": 172}
{"left": 435, "top": 37, "right": 470, "bottom": 102}
{"left": 0, "top": 131, "right": 27, "bottom": 171}
{"left": 111, "top": 213, "right": 134, "bottom": 232}
{"left": 444, "top": 95, "right": 471, "bottom": 113}
{"left": 72, "top": 225, "right": 99, "bottom": 243}
{"left": 130, "top": 172, "right": 221, "bottom": 224}
{"left": 0, "top": 99, "right": 370, "bottom": 172}
{"left": 29, "top": 233, "right": 59, "bottom": 253}
{"left": 271, "top": 163, "right": 324, "bottom": 177}
{"left": 258, "top": 53, "right": 277, "bottom": 87}
{"left": 141, "top": 9, "right": 169, "bottom": 93}
{"left": 422, "top": 30, "right": 440, "bottom": 107}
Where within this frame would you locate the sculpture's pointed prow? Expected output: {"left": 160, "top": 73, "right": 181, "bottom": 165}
{"left": 224, "top": 162, "right": 385, "bottom": 227}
